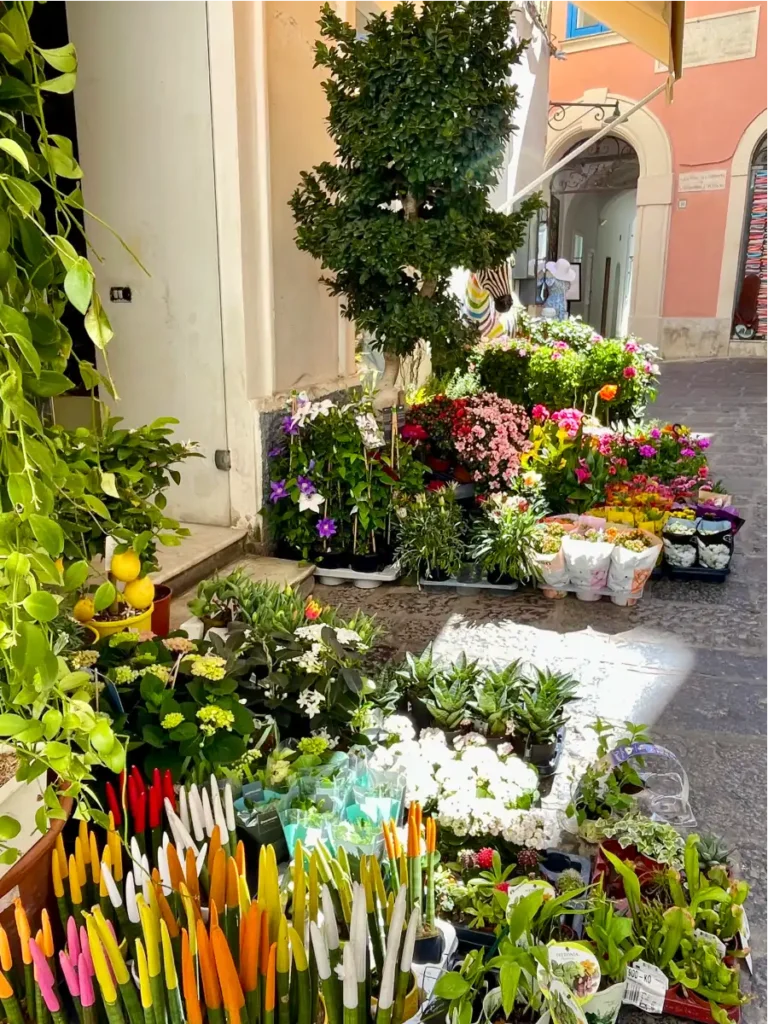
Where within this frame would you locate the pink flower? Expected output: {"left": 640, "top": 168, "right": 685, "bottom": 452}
{"left": 574, "top": 465, "right": 591, "bottom": 484}
{"left": 591, "top": 332, "right": 603, "bottom": 343}
{"left": 551, "top": 351, "right": 562, "bottom": 361}
{"left": 401, "top": 423, "right": 428, "bottom": 442}
{"left": 531, "top": 404, "right": 549, "bottom": 423}
{"left": 624, "top": 340, "right": 639, "bottom": 353}
{"left": 697, "top": 437, "right": 710, "bottom": 449}
{"left": 554, "top": 341, "right": 569, "bottom": 350}
{"left": 518, "top": 349, "right": 527, "bottom": 357}
{"left": 650, "top": 428, "right": 661, "bottom": 439}
{"left": 623, "top": 366, "right": 637, "bottom": 379}
{"left": 680, "top": 448, "right": 696, "bottom": 458}
{"left": 638, "top": 445, "right": 657, "bottom": 458}
{"left": 698, "top": 466, "right": 709, "bottom": 479}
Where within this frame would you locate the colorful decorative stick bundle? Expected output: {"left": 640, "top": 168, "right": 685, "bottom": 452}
{"left": 37, "top": 826, "right": 428, "bottom": 1024}
{"left": 382, "top": 802, "right": 439, "bottom": 938}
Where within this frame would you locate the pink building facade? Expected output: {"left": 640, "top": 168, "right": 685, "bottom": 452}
{"left": 547, "top": 1, "right": 767, "bottom": 358}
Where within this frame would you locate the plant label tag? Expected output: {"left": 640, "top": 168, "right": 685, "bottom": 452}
{"left": 739, "top": 909, "right": 753, "bottom": 973}
{"left": 105, "top": 535, "right": 118, "bottom": 572}
{"left": 623, "top": 961, "right": 668, "bottom": 1013}
{"left": 694, "top": 929, "right": 727, "bottom": 958}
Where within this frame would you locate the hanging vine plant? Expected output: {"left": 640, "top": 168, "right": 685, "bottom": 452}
{"left": 0, "top": 1, "right": 172, "bottom": 856}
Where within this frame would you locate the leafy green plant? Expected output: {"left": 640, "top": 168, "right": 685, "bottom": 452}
{"left": 431, "top": 947, "right": 489, "bottom": 1024}
{"left": 291, "top": 1, "right": 540, "bottom": 366}
{"left": 395, "top": 485, "right": 466, "bottom": 578}
{"left": 425, "top": 675, "right": 472, "bottom": 732}
{"left": 458, "top": 849, "right": 518, "bottom": 929}
{"left": 52, "top": 416, "right": 197, "bottom": 574}
{"left": 469, "top": 494, "right": 544, "bottom": 582}
{"left": 600, "top": 813, "right": 684, "bottom": 868}
{"left": 187, "top": 568, "right": 255, "bottom": 625}
{"left": 512, "top": 668, "right": 579, "bottom": 747}
{"left": 566, "top": 719, "right": 651, "bottom": 826}
{"left": 586, "top": 879, "right": 644, "bottom": 982}
{"left": 696, "top": 834, "right": 733, "bottom": 874}
{"left": 468, "top": 662, "right": 524, "bottom": 737}
{"left": 396, "top": 644, "right": 439, "bottom": 699}
{"left": 0, "top": 5, "right": 149, "bottom": 842}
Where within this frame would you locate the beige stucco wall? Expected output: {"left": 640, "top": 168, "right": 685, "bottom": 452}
{"left": 263, "top": 2, "right": 357, "bottom": 396}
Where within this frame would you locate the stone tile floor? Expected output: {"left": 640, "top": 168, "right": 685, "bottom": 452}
{"left": 316, "top": 359, "right": 767, "bottom": 1022}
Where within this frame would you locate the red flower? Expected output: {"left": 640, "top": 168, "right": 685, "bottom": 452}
{"left": 495, "top": 882, "right": 511, "bottom": 893}
{"left": 401, "top": 423, "right": 428, "bottom": 442}
{"left": 476, "top": 847, "right": 495, "bottom": 869}
{"left": 426, "top": 479, "right": 447, "bottom": 491}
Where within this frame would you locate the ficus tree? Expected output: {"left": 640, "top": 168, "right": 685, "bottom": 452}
{"left": 291, "top": 0, "right": 540, "bottom": 368}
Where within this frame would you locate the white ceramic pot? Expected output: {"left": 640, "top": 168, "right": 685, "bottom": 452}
{"left": 0, "top": 753, "right": 46, "bottom": 882}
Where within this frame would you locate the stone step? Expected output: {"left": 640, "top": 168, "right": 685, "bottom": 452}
{"left": 152, "top": 523, "right": 249, "bottom": 596}
{"left": 169, "top": 555, "right": 316, "bottom": 631}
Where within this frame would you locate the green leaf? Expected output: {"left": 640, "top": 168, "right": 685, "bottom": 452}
{"left": 3, "top": 176, "right": 41, "bottom": 214}
{"left": 7, "top": 474, "right": 32, "bottom": 514}
{"left": 0, "top": 139, "right": 28, "bottom": 172}
{"left": 44, "top": 741, "right": 70, "bottom": 760}
{"left": 205, "top": 731, "right": 245, "bottom": 765}
{"left": 40, "top": 72, "right": 76, "bottom": 94}
{"left": 90, "top": 719, "right": 115, "bottom": 755}
{"left": 100, "top": 472, "right": 119, "bottom": 498}
{"left": 27, "top": 371, "right": 74, "bottom": 398}
{"left": 42, "top": 708, "right": 62, "bottom": 740}
{"left": 37, "top": 43, "right": 77, "bottom": 73}
{"left": 0, "top": 209, "right": 10, "bottom": 251}
{"left": 169, "top": 722, "right": 197, "bottom": 742}
{"left": 17, "top": 721, "right": 43, "bottom": 745}
{"left": 83, "top": 494, "right": 110, "bottom": 519}
{"left": 0, "top": 714, "right": 27, "bottom": 737}
{"left": 433, "top": 974, "right": 470, "bottom": 1000}
{"left": 0, "top": 849, "right": 19, "bottom": 866}
{"left": 22, "top": 591, "right": 59, "bottom": 623}
{"left": 93, "top": 581, "right": 116, "bottom": 613}
{"left": 0, "top": 815, "right": 20, "bottom": 841}
{"left": 51, "top": 234, "right": 79, "bottom": 271}
{"left": 29, "top": 514, "right": 64, "bottom": 557}
{"left": 63, "top": 560, "right": 90, "bottom": 592}
{"left": 64, "top": 257, "right": 93, "bottom": 314}
{"left": 0, "top": 33, "right": 22, "bottom": 63}
{"left": 84, "top": 293, "right": 114, "bottom": 350}
{"left": 142, "top": 724, "right": 167, "bottom": 749}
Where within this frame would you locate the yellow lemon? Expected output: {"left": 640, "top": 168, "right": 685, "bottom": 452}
{"left": 73, "top": 597, "right": 96, "bottom": 623}
{"left": 110, "top": 550, "right": 141, "bottom": 583}
{"left": 123, "top": 577, "right": 155, "bottom": 610}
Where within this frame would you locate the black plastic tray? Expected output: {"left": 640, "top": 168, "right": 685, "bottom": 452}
{"left": 657, "top": 563, "right": 731, "bottom": 583}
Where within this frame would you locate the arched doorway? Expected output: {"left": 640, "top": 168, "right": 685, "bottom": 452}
{"left": 731, "top": 133, "right": 766, "bottom": 341}
{"left": 545, "top": 91, "right": 674, "bottom": 349}
{"left": 551, "top": 135, "right": 639, "bottom": 337}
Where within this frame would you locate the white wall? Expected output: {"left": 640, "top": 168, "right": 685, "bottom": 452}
{"left": 67, "top": 1, "right": 233, "bottom": 526}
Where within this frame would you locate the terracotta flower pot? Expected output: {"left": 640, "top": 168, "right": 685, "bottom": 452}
{"left": 150, "top": 584, "right": 173, "bottom": 637}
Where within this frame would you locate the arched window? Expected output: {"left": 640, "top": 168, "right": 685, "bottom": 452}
{"left": 732, "top": 134, "right": 767, "bottom": 340}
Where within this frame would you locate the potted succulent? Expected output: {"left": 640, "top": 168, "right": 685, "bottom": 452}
{"left": 468, "top": 663, "right": 524, "bottom": 740}
{"left": 469, "top": 494, "right": 544, "bottom": 585}
{"left": 395, "top": 485, "right": 466, "bottom": 581}
{"left": 512, "top": 669, "right": 579, "bottom": 775}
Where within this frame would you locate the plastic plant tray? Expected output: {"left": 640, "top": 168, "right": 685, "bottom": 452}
{"left": 663, "top": 977, "right": 741, "bottom": 1022}
{"left": 658, "top": 563, "right": 731, "bottom": 584}
{"left": 536, "top": 582, "right": 648, "bottom": 604}
{"left": 314, "top": 561, "right": 401, "bottom": 589}
{"left": 419, "top": 562, "right": 519, "bottom": 592}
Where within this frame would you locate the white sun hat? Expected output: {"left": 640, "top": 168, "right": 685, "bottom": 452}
{"left": 545, "top": 258, "right": 577, "bottom": 283}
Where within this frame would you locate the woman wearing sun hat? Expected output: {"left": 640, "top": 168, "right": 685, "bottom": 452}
{"left": 542, "top": 258, "right": 577, "bottom": 319}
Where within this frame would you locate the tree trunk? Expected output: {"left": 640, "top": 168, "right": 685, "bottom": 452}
{"left": 403, "top": 192, "right": 437, "bottom": 299}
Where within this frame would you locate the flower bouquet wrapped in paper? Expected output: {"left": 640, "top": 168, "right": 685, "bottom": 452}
{"left": 562, "top": 528, "right": 614, "bottom": 601}
{"left": 607, "top": 528, "right": 662, "bottom": 606}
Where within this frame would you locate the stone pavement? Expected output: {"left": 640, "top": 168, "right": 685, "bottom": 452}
{"left": 316, "top": 359, "right": 767, "bottom": 1021}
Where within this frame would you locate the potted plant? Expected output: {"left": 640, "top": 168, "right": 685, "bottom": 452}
{"left": 468, "top": 662, "right": 524, "bottom": 740}
{"left": 395, "top": 486, "right": 466, "bottom": 581}
{"left": 469, "top": 494, "right": 544, "bottom": 585}
{"left": 72, "top": 549, "right": 156, "bottom": 639}
{"left": 512, "top": 669, "right": 579, "bottom": 774}
{"left": 565, "top": 720, "right": 652, "bottom": 842}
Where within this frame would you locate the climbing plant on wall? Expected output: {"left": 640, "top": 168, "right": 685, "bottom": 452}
{"left": 291, "top": 0, "right": 541, "bottom": 367}
{"left": 0, "top": 2, "right": 130, "bottom": 852}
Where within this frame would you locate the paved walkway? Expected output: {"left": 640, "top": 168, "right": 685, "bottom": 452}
{"left": 316, "top": 359, "right": 767, "bottom": 1020}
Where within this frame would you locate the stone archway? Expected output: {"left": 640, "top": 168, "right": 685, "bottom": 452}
{"left": 545, "top": 89, "right": 674, "bottom": 347}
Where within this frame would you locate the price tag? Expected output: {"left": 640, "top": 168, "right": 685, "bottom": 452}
{"left": 623, "top": 961, "right": 669, "bottom": 1014}
{"left": 739, "top": 908, "right": 753, "bottom": 974}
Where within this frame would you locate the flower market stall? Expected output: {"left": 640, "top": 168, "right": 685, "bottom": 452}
{"left": 263, "top": 315, "right": 743, "bottom": 599}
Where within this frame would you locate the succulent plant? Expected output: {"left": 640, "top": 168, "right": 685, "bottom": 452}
{"left": 424, "top": 675, "right": 472, "bottom": 731}
{"left": 517, "top": 847, "right": 540, "bottom": 871}
{"left": 696, "top": 833, "right": 732, "bottom": 872}
{"left": 556, "top": 867, "right": 584, "bottom": 894}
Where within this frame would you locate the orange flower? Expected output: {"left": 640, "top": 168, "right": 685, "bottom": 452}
{"left": 305, "top": 598, "right": 323, "bottom": 621}
{"left": 598, "top": 384, "right": 618, "bottom": 401}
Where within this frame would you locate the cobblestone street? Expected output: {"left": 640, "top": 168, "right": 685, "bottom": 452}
{"left": 317, "top": 359, "right": 767, "bottom": 1021}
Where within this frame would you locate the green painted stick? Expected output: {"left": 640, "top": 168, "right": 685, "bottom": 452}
{"left": 24, "top": 963, "right": 35, "bottom": 1022}
{"left": 0, "top": 992, "right": 25, "bottom": 1024}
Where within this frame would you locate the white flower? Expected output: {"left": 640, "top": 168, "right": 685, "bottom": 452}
{"left": 420, "top": 728, "right": 448, "bottom": 747}
{"left": 299, "top": 491, "right": 325, "bottom": 514}
{"left": 296, "top": 690, "right": 326, "bottom": 719}
{"left": 355, "top": 412, "right": 384, "bottom": 449}
{"left": 381, "top": 715, "right": 416, "bottom": 743}
{"left": 295, "top": 624, "right": 326, "bottom": 642}
{"left": 309, "top": 399, "right": 334, "bottom": 420}
{"left": 294, "top": 643, "right": 324, "bottom": 674}
{"left": 452, "top": 732, "right": 487, "bottom": 751}
{"left": 521, "top": 470, "right": 542, "bottom": 487}
{"left": 497, "top": 742, "right": 515, "bottom": 758}
{"left": 334, "top": 627, "right": 363, "bottom": 649}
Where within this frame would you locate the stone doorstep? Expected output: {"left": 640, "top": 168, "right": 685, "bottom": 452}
{"left": 151, "top": 522, "right": 250, "bottom": 595}
{"left": 169, "top": 555, "right": 316, "bottom": 631}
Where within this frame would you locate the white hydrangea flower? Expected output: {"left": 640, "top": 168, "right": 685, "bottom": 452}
{"left": 334, "top": 627, "right": 364, "bottom": 649}
{"left": 294, "top": 624, "right": 326, "bottom": 642}
{"left": 380, "top": 715, "right": 416, "bottom": 743}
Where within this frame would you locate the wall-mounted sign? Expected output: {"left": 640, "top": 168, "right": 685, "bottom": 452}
{"left": 678, "top": 170, "right": 727, "bottom": 193}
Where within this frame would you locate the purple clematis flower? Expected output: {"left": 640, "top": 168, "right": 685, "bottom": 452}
{"left": 281, "top": 416, "right": 300, "bottom": 436}
{"left": 268, "top": 445, "right": 285, "bottom": 458}
{"left": 270, "top": 479, "right": 289, "bottom": 502}
{"left": 316, "top": 517, "right": 337, "bottom": 539}
{"left": 297, "top": 475, "right": 316, "bottom": 496}
{"left": 638, "top": 445, "right": 657, "bottom": 458}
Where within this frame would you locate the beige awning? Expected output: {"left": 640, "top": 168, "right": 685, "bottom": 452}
{"left": 573, "top": 1, "right": 685, "bottom": 79}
